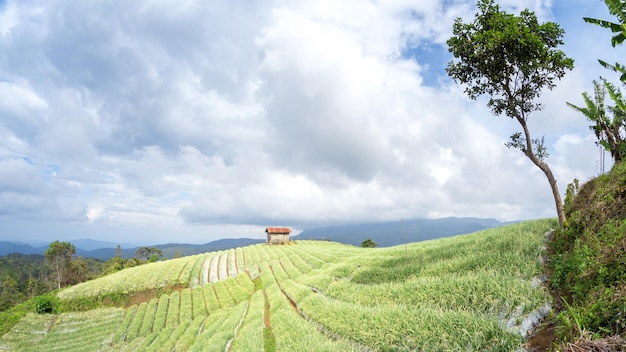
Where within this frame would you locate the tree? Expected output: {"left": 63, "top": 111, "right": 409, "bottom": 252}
{"left": 361, "top": 239, "right": 378, "bottom": 248}
{"left": 44, "top": 240, "right": 76, "bottom": 290}
{"left": 446, "top": 0, "right": 573, "bottom": 229}
{"left": 567, "top": 79, "right": 626, "bottom": 164}
{"left": 135, "top": 247, "right": 163, "bottom": 262}
{"left": 583, "top": 0, "right": 626, "bottom": 82}
{"left": 568, "top": 0, "right": 626, "bottom": 165}
{"left": 65, "top": 257, "right": 91, "bottom": 285}
{"left": 0, "top": 275, "right": 25, "bottom": 311}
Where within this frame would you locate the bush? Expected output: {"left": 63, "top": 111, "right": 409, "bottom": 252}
{"left": 361, "top": 239, "right": 378, "bottom": 248}
{"left": 34, "top": 293, "right": 57, "bottom": 314}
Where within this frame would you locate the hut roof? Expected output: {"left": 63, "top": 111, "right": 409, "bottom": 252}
{"left": 265, "top": 227, "right": 292, "bottom": 234}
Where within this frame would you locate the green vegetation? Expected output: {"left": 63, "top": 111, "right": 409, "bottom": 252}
{"left": 537, "top": 2, "right": 626, "bottom": 348}
{"left": 446, "top": 0, "right": 574, "bottom": 229}
{"left": 0, "top": 241, "right": 177, "bottom": 314}
{"left": 361, "top": 238, "right": 377, "bottom": 248}
{"left": 583, "top": 0, "right": 626, "bottom": 81}
{"left": 135, "top": 247, "right": 164, "bottom": 262}
{"left": 567, "top": 78, "right": 626, "bottom": 164}
{"left": 549, "top": 161, "right": 626, "bottom": 344}
{"left": 0, "top": 220, "right": 554, "bottom": 351}
{"left": 0, "top": 254, "right": 48, "bottom": 311}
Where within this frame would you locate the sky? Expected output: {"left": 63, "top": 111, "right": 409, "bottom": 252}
{"left": 0, "top": 0, "right": 622, "bottom": 245}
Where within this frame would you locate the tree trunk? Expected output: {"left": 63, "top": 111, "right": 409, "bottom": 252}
{"left": 535, "top": 160, "right": 566, "bottom": 229}
{"left": 519, "top": 120, "right": 566, "bottom": 229}
{"left": 55, "top": 260, "right": 62, "bottom": 290}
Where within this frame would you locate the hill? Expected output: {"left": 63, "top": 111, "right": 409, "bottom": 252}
{"left": 294, "top": 216, "right": 507, "bottom": 246}
{"left": 0, "top": 238, "right": 264, "bottom": 260}
{"left": 0, "top": 242, "right": 43, "bottom": 256}
{"left": 1, "top": 217, "right": 504, "bottom": 260}
{"left": 0, "top": 219, "right": 555, "bottom": 351}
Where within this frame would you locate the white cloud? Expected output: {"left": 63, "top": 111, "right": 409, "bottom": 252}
{"left": 0, "top": 0, "right": 618, "bottom": 244}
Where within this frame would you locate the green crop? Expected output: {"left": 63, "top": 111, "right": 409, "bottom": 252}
{"left": 0, "top": 220, "right": 555, "bottom": 351}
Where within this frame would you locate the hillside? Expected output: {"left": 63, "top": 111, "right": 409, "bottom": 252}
{"left": 544, "top": 161, "right": 626, "bottom": 348}
{"left": 0, "top": 219, "right": 555, "bottom": 351}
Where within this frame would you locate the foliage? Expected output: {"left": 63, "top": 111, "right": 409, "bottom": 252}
{"left": 34, "top": 293, "right": 57, "bottom": 314}
{"left": 0, "top": 275, "right": 24, "bottom": 313}
{"left": 45, "top": 240, "right": 76, "bottom": 290}
{"left": 0, "top": 301, "right": 33, "bottom": 338}
{"left": 446, "top": 0, "right": 573, "bottom": 229}
{"left": 102, "top": 256, "right": 142, "bottom": 275}
{"left": 549, "top": 161, "right": 626, "bottom": 343}
{"left": 0, "top": 254, "right": 48, "bottom": 309}
{"left": 583, "top": 0, "right": 626, "bottom": 81}
{"left": 135, "top": 247, "right": 163, "bottom": 262}
{"left": 564, "top": 178, "right": 580, "bottom": 215}
{"left": 569, "top": 0, "right": 626, "bottom": 168}
{"left": 568, "top": 78, "right": 626, "bottom": 163}
{"left": 360, "top": 238, "right": 378, "bottom": 248}
{"left": 446, "top": 0, "right": 573, "bottom": 118}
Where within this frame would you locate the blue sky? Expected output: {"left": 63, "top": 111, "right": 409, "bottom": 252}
{"left": 0, "top": 0, "right": 622, "bottom": 245}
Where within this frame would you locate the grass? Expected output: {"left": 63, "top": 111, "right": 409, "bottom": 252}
{"left": 547, "top": 161, "right": 626, "bottom": 345}
{"left": 0, "top": 219, "right": 555, "bottom": 351}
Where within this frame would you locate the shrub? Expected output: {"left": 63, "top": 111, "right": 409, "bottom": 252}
{"left": 361, "top": 239, "right": 378, "bottom": 248}
{"left": 34, "top": 293, "right": 57, "bottom": 314}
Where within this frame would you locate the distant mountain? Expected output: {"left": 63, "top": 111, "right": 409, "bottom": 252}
{"left": 293, "top": 217, "right": 511, "bottom": 247}
{"left": 70, "top": 239, "right": 137, "bottom": 251}
{"left": 124, "top": 238, "right": 265, "bottom": 260}
{"left": 0, "top": 238, "right": 265, "bottom": 260}
{"left": 0, "top": 242, "right": 43, "bottom": 256}
{"left": 0, "top": 217, "right": 511, "bottom": 259}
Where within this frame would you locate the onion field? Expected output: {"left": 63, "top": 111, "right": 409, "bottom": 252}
{"left": 0, "top": 219, "right": 555, "bottom": 351}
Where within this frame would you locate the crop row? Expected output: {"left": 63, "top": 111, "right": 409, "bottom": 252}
{"left": 111, "top": 272, "right": 255, "bottom": 347}
{"left": 0, "top": 308, "right": 125, "bottom": 352}
{"left": 2, "top": 220, "right": 554, "bottom": 351}
{"left": 263, "top": 220, "right": 553, "bottom": 351}
{"left": 2, "top": 241, "right": 362, "bottom": 351}
{"left": 0, "top": 312, "right": 57, "bottom": 350}
{"left": 58, "top": 241, "right": 357, "bottom": 300}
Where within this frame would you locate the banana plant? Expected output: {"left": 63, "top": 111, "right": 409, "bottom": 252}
{"left": 583, "top": 0, "right": 626, "bottom": 81}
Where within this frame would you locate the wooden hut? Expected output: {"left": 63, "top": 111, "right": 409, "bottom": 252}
{"left": 266, "top": 227, "right": 292, "bottom": 244}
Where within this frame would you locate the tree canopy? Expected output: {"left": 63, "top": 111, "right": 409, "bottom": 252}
{"left": 135, "top": 247, "right": 163, "bottom": 262}
{"left": 361, "top": 239, "right": 378, "bottom": 248}
{"left": 447, "top": 0, "right": 573, "bottom": 120}
{"left": 44, "top": 240, "right": 76, "bottom": 290}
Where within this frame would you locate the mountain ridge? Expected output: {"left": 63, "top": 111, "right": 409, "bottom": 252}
{"left": 0, "top": 238, "right": 265, "bottom": 260}
{"left": 1, "top": 217, "right": 511, "bottom": 259}
{"left": 293, "top": 216, "right": 512, "bottom": 246}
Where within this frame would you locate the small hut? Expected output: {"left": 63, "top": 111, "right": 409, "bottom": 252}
{"left": 266, "top": 227, "right": 292, "bottom": 244}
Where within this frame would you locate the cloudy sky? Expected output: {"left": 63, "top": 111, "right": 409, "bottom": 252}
{"left": 0, "top": 0, "right": 621, "bottom": 245}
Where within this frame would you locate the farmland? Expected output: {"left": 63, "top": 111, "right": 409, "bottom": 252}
{"left": 0, "top": 219, "right": 555, "bottom": 351}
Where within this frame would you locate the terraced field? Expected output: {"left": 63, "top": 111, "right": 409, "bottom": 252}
{"left": 0, "top": 219, "right": 555, "bottom": 351}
